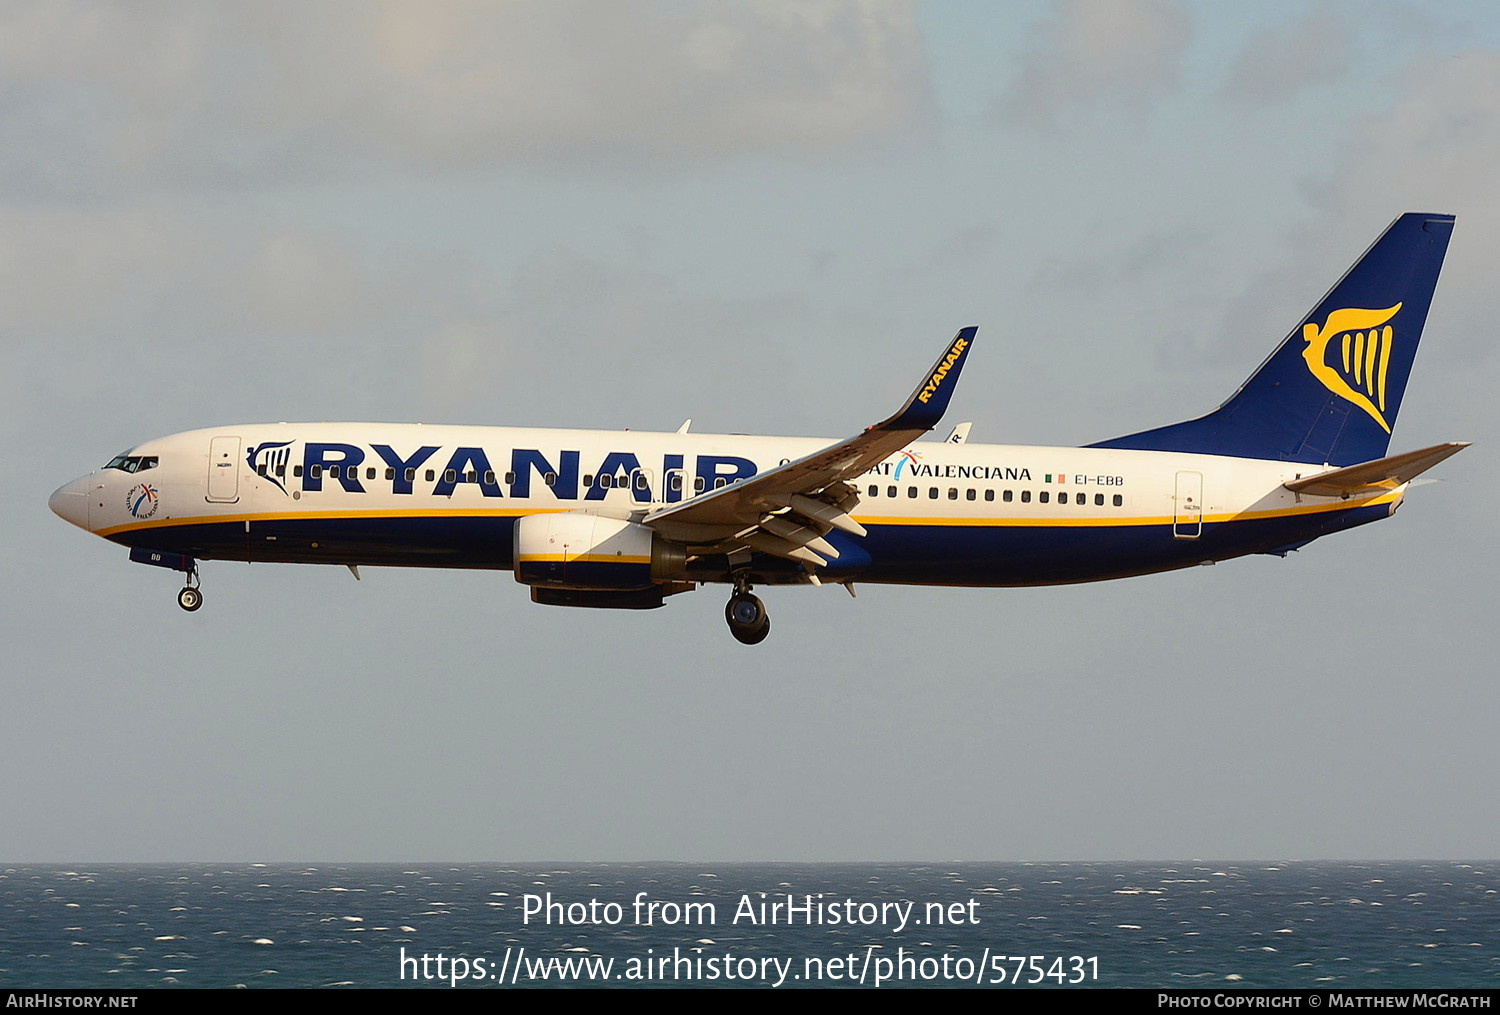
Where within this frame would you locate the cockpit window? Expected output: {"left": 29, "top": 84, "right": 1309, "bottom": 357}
{"left": 104, "top": 455, "right": 158, "bottom": 473}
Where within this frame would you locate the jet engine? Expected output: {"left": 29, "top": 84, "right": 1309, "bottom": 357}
{"left": 513, "top": 512, "right": 688, "bottom": 603}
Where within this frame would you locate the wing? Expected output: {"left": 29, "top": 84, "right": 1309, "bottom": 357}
{"left": 643, "top": 327, "right": 977, "bottom": 570}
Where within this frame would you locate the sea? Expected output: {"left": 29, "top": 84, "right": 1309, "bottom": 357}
{"left": 1, "top": 862, "right": 1495, "bottom": 989}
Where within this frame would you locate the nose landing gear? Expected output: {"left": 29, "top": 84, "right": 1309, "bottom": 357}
{"left": 177, "top": 563, "right": 203, "bottom": 612}
{"left": 725, "top": 573, "right": 769, "bottom": 645}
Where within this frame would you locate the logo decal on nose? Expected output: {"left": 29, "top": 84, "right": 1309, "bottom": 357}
{"left": 127, "top": 483, "right": 159, "bottom": 519}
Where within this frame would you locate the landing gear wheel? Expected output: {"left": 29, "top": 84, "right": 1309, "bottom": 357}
{"left": 725, "top": 592, "right": 769, "bottom": 645}
{"left": 732, "top": 616, "right": 770, "bottom": 645}
{"left": 726, "top": 593, "right": 765, "bottom": 627}
{"left": 177, "top": 586, "right": 203, "bottom": 612}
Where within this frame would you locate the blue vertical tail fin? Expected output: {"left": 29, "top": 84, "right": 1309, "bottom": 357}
{"left": 1089, "top": 213, "right": 1455, "bottom": 466}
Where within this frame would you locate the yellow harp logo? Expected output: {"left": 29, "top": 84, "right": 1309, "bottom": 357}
{"left": 1301, "top": 303, "right": 1402, "bottom": 433}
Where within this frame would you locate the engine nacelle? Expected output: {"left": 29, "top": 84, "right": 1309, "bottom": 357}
{"left": 531, "top": 587, "right": 666, "bottom": 610}
{"left": 514, "top": 512, "right": 686, "bottom": 591}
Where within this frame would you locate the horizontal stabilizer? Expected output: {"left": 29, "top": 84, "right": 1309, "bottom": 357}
{"left": 1283, "top": 441, "right": 1469, "bottom": 497}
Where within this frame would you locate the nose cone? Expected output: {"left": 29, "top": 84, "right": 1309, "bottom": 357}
{"left": 49, "top": 476, "right": 92, "bottom": 530}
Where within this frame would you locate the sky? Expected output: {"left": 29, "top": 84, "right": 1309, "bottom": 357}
{"left": 3, "top": 0, "right": 1497, "bottom": 863}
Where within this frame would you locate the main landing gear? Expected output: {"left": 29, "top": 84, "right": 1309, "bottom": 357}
{"left": 725, "top": 572, "right": 770, "bottom": 645}
{"left": 177, "top": 564, "right": 203, "bottom": 612}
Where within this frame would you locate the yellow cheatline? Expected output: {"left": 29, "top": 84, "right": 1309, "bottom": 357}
{"left": 518, "top": 554, "right": 652, "bottom": 564}
{"left": 94, "top": 505, "right": 561, "bottom": 538}
{"left": 98, "top": 490, "right": 1400, "bottom": 540}
{"left": 854, "top": 491, "right": 1400, "bottom": 529}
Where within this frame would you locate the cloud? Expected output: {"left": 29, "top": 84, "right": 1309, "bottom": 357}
{"left": 1220, "top": 14, "right": 1352, "bottom": 105}
{"left": 1304, "top": 51, "right": 1500, "bottom": 364}
{"left": 0, "top": 197, "right": 836, "bottom": 441}
{"left": 0, "top": 202, "right": 381, "bottom": 342}
{"left": 994, "top": 0, "right": 1192, "bottom": 129}
{"left": 1196, "top": 49, "right": 1500, "bottom": 453}
{"left": 0, "top": 0, "right": 931, "bottom": 196}
{"left": 1320, "top": 51, "right": 1500, "bottom": 212}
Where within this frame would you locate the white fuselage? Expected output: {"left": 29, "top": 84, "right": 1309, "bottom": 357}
{"left": 50, "top": 422, "right": 1399, "bottom": 588}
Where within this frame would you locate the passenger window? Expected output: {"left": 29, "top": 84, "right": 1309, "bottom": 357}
{"left": 966, "top": 489, "right": 976, "bottom": 501}
{"left": 584, "top": 474, "right": 594, "bottom": 488}
{"left": 328, "top": 465, "right": 340, "bottom": 479}
{"left": 404, "top": 468, "right": 414, "bottom": 482}
{"left": 445, "top": 470, "right": 456, "bottom": 483}
{"left": 465, "top": 470, "right": 476, "bottom": 483}
{"left": 984, "top": 489, "right": 994, "bottom": 502}
{"left": 887, "top": 486, "right": 897, "bottom": 498}
{"left": 600, "top": 474, "right": 613, "bottom": 489}
{"left": 714, "top": 477, "right": 727, "bottom": 489}
{"left": 1113, "top": 494, "right": 1123, "bottom": 507}
{"left": 634, "top": 473, "right": 647, "bottom": 491}
{"left": 505, "top": 472, "right": 515, "bottom": 485}
{"left": 386, "top": 468, "right": 396, "bottom": 481}
{"left": 484, "top": 470, "right": 495, "bottom": 485}
{"left": 670, "top": 475, "right": 682, "bottom": 492}
{"left": 1039, "top": 491, "right": 1049, "bottom": 504}
{"left": 868, "top": 485, "right": 878, "bottom": 497}
{"left": 907, "top": 486, "right": 917, "bottom": 498}
{"left": 425, "top": 469, "right": 435, "bottom": 482}
{"left": 293, "top": 465, "right": 304, "bottom": 478}
{"left": 695, "top": 477, "right": 706, "bottom": 492}
{"left": 928, "top": 487, "right": 938, "bottom": 499}
{"left": 311, "top": 464, "right": 323, "bottom": 479}
{"left": 257, "top": 464, "right": 267, "bottom": 477}
{"left": 544, "top": 472, "right": 556, "bottom": 486}
{"left": 1020, "top": 490, "right": 1031, "bottom": 503}
{"left": 948, "top": 488, "right": 958, "bottom": 500}
{"left": 1095, "top": 493, "right": 1104, "bottom": 506}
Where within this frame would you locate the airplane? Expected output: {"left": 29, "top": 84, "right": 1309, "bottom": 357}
{"left": 50, "top": 212, "right": 1466, "bottom": 644}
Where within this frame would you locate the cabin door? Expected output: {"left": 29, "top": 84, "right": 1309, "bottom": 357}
{"left": 207, "top": 436, "right": 241, "bottom": 503}
{"left": 1173, "top": 470, "right": 1202, "bottom": 539}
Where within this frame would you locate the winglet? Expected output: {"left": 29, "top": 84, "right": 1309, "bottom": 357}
{"left": 878, "top": 327, "right": 978, "bottom": 432}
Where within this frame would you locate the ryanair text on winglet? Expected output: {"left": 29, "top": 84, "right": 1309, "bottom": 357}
{"left": 916, "top": 337, "right": 969, "bottom": 404}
